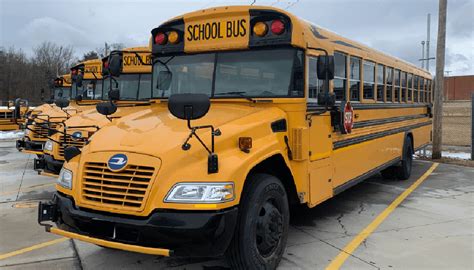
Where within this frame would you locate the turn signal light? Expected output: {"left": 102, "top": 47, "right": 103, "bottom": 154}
{"left": 155, "top": 32, "right": 167, "bottom": 45}
{"left": 168, "top": 31, "right": 179, "bottom": 44}
{"left": 253, "top": 22, "right": 268, "bottom": 37}
{"left": 239, "top": 137, "right": 252, "bottom": 153}
{"left": 271, "top": 19, "right": 285, "bottom": 35}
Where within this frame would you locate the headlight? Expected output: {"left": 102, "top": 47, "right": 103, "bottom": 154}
{"left": 57, "top": 168, "right": 73, "bottom": 189}
{"left": 165, "top": 182, "right": 234, "bottom": 203}
{"left": 44, "top": 140, "right": 53, "bottom": 151}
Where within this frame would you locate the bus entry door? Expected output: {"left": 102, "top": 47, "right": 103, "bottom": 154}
{"left": 308, "top": 114, "right": 334, "bottom": 207}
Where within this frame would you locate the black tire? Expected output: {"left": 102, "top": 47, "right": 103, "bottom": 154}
{"left": 226, "top": 174, "right": 290, "bottom": 270}
{"left": 381, "top": 136, "right": 413, "bottom": 180}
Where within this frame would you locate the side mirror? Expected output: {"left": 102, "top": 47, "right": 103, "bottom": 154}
{"left": 168, "top": 93, "right": 210, "bottom": 120}
{"left": 317, "top": 56, "right": 335, "bottom": 80}
{"left": 96, "top": 102, "right": 117, "bottom": 116}
{"left": 157, "top": 71, "right": 172, "bottom": 90}
{"left": 108, "top": 53, "right": 122, "bottom": 77}
{"left": 108, "top": 89, "right": 120, "bottom": 101}
{"left": 76, "top": 74, "right": 83, "bottom": 87}
{"left": 55, "top": 98, "right": 70, "bottom": 109}
{"left": 14, "top": 98, "right": 22, "bottom": 119}
{"left": 75, "top": 95, "right": 83, "bottom": 102}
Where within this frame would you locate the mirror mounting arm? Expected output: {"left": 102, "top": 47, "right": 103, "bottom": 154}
{"left": 181, "top": 120, "right": 219, "bottom": 174}
{"left": 132, "top": 52, "right": 151, "bottom": 66}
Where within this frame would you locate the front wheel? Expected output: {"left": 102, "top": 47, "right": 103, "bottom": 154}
{"left": 381, "top": 136, "right": 413, "bottom": 180}
{"left": 226, "top": 174, "right": 289, "bottom": 270}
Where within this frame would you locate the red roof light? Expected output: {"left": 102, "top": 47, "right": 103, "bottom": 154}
{"left": 155, "top": 32, "right": 167, "bottom": 45}
{"left": 271, "top": 19, "right": 285, "bottom": 35}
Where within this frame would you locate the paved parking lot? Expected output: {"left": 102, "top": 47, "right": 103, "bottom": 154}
{"left": 0, "top": 139, "right": 473, "bottom": 269}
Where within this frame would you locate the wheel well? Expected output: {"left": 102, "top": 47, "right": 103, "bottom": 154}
{"left": 244, "top": 154, "right": 299, "bottom": 206}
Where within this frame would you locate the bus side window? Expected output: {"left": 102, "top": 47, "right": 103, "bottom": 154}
{"left": 414, "top": 76, "right": 419, "bottom": 102}
{"left": 401, "top": 71, "right": 407, "bottom": 102}
{"left": 407, "top": 73, "right": 413, "bottom": 102}
{"left": 363, "top": 60, "right": 375, "bottom": 100}
{"left": 394, "top": 69, "right": 400, "bottom": 102}
{"left": 376, "top": 64, "right": 384, "bottom": 102}
{"left": 349, "top": 56, "right": 361, "bottom": 101}
{"left": 333, "top": 52, "right": 347, "bottom": 101}
{"left": 386, "top": 67, "right": 393, "bottom": 102}
{"left": 308, "top": 57, "right": 322, "bottom": 99}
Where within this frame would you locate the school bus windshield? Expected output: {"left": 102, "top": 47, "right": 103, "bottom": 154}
{"left": 53, "top": 87, "right": 71, "bottom": 100}
{"left": 73, "top": 79, "right": 102, "bottom": 100}
{"left": 153, "top": 48, "right": 304, "bottom": 98}
{"left": 102, "top": 74, "right": 151, "bottom": 100}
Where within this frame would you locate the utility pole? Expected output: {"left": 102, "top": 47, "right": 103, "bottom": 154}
{"left": 421, "top": 41, "right": 425, "bottom": 69}
{"left": 426, "top": 13, "right": 431, "bottom": 71}
{"left": 432, "top": 0, "right": 448, "bottom": 159}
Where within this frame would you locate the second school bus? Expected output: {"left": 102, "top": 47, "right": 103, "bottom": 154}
{"left": 39, "top": 6, "right": 433, "bottom": 269}
{"left": 37, "top": 47, "right": 152, "bottom": 176}
{"left": 17, "top": 60, "right": 103, "bottom": 155}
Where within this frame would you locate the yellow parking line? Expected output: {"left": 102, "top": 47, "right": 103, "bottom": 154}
{"left": 0, "top": 183, "right": 55, "bottom": 196}
{"left": 326, "top": 162, "right": 439, "bottom": 270}
{"left": 0, "top": 237, "right": 67, "bottom": 261}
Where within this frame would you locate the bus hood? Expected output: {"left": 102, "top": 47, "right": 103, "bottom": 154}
{"left": 85, "top": 103, "right": 287, "bottom": 158}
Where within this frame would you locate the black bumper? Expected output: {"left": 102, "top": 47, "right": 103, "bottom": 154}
{"left": 39, "top": 192, "right": 238, "bottom": 257}
{"left": 16, "top": 139, "right": 44, "bottom": 152}
{"left": 34, "top": 155, "right": 64, "bottom": 174}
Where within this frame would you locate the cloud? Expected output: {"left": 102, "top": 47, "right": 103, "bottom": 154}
{"left": 18, "top": 17, "right": 90, "bottom": 48}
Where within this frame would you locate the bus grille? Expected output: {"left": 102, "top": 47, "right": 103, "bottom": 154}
{"left": 82, "top": 162, "right": 155, "bottom": 210}
{"left": 32, "top": 123, "right": 57, "bottom": 139}
{"left": 58, "top": 135, "right": 86, "bottom": 158}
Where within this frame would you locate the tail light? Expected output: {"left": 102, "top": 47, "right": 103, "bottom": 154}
{"left": 155, "top": 32, "right": 167, "bottom": 45}
{"left": 271, "top": 19, "right": 285, "bottom": 35}
{"left": 103, "top": 61, "right": 109, "bottom": 69}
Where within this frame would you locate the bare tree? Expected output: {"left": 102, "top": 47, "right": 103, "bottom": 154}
{"left": 82, "top": 51, "right": 99, "bottom": 61}
{"left": 95, "top": 42, "right": 126, "bottom": 58}
{"left": 32, "top": 41, "right": 75, "bottom": 100}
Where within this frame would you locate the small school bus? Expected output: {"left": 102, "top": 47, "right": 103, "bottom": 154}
{"left": 39, "top": 6, "right": 432, "bottom": 269}
{"left": 37, "top": 47, "right": 152, "bottom": 177}
{"left": 17, "top": 59, "right": 103, "bottom": 155}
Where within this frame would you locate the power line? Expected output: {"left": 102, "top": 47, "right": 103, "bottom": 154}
{"left": 284, "top": 0, "right": 300, "bottom": 10}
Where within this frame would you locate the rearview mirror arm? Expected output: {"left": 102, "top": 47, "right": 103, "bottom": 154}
{"left": 132, "top": 52, "right": 152, "bottom": 66}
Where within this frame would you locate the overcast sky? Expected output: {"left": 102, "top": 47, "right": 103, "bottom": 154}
{"left": 1, "top": 0, "right": 472, "bottom": 76}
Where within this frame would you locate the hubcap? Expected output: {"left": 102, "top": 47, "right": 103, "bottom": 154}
{"left": 256, "top": 200, "right": 283, "bottom": 257}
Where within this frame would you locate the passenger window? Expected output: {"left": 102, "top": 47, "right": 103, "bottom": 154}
{"left": 376, "top": 64, "right": 384, "bottom": 102}
{"left": 427, "top": 80, "right": 431, "bottom": 103}
{"left": 420, "top": 78, "right": 426, "bottom": 103}
{"left": 401, "top": 71, "right": 407, "bottom": 102}
{"left": 308, "top": 57, "right": 322, "bottom": 99}
{"left": 349, "top": 56, "right": 361, "bottom": 101}
{"left": 386, "top": 67, "right": 393, "bottom": 102}
{"left": 414, "top": 76, "right": 419, "bottom": 102}
{"left": 393, "top": 69, "right": 400, "bottom": 102}
{"left": 363, "top": 60, "right": 375, "bottom": 100}
{"left": 407, "top": 73, "right": 413, "bottom": 102}
{"left": 333, "top": 52, "right": 347, "bottom": 101}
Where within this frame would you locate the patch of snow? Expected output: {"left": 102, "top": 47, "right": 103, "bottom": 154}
{"left": 417, "top": 150, "right": 472, "bottom": 160}
{"left": 0, "top": 131, "right": 24, "bottom": 140}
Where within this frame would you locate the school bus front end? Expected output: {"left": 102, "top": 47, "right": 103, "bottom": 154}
{"left": 36, "top": 47, "right": 153, "bottom": 176}
{"left": 38, "top": 5, "right": 432, "bottom": 269}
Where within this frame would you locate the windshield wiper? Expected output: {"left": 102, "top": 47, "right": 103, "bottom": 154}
{"left": 214, "top": 91, "right": 254, "bottom": 102}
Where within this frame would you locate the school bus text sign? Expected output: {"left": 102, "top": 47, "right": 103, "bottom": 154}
{"left": 184, "top": 13, "right": 250, "bottom": 52}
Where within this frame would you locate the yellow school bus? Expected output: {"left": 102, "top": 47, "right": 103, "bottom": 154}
{"left": 0, "top": 99, "right": 29, "bottom": 131}
{"left": 17, "top": 60, "right": 103, "bottom": 155}
{"left": 37, "top": 47, "right": 152, "bottom": 176}
{"left": 39, "top": 6, "right": 432, "bottom": 269}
